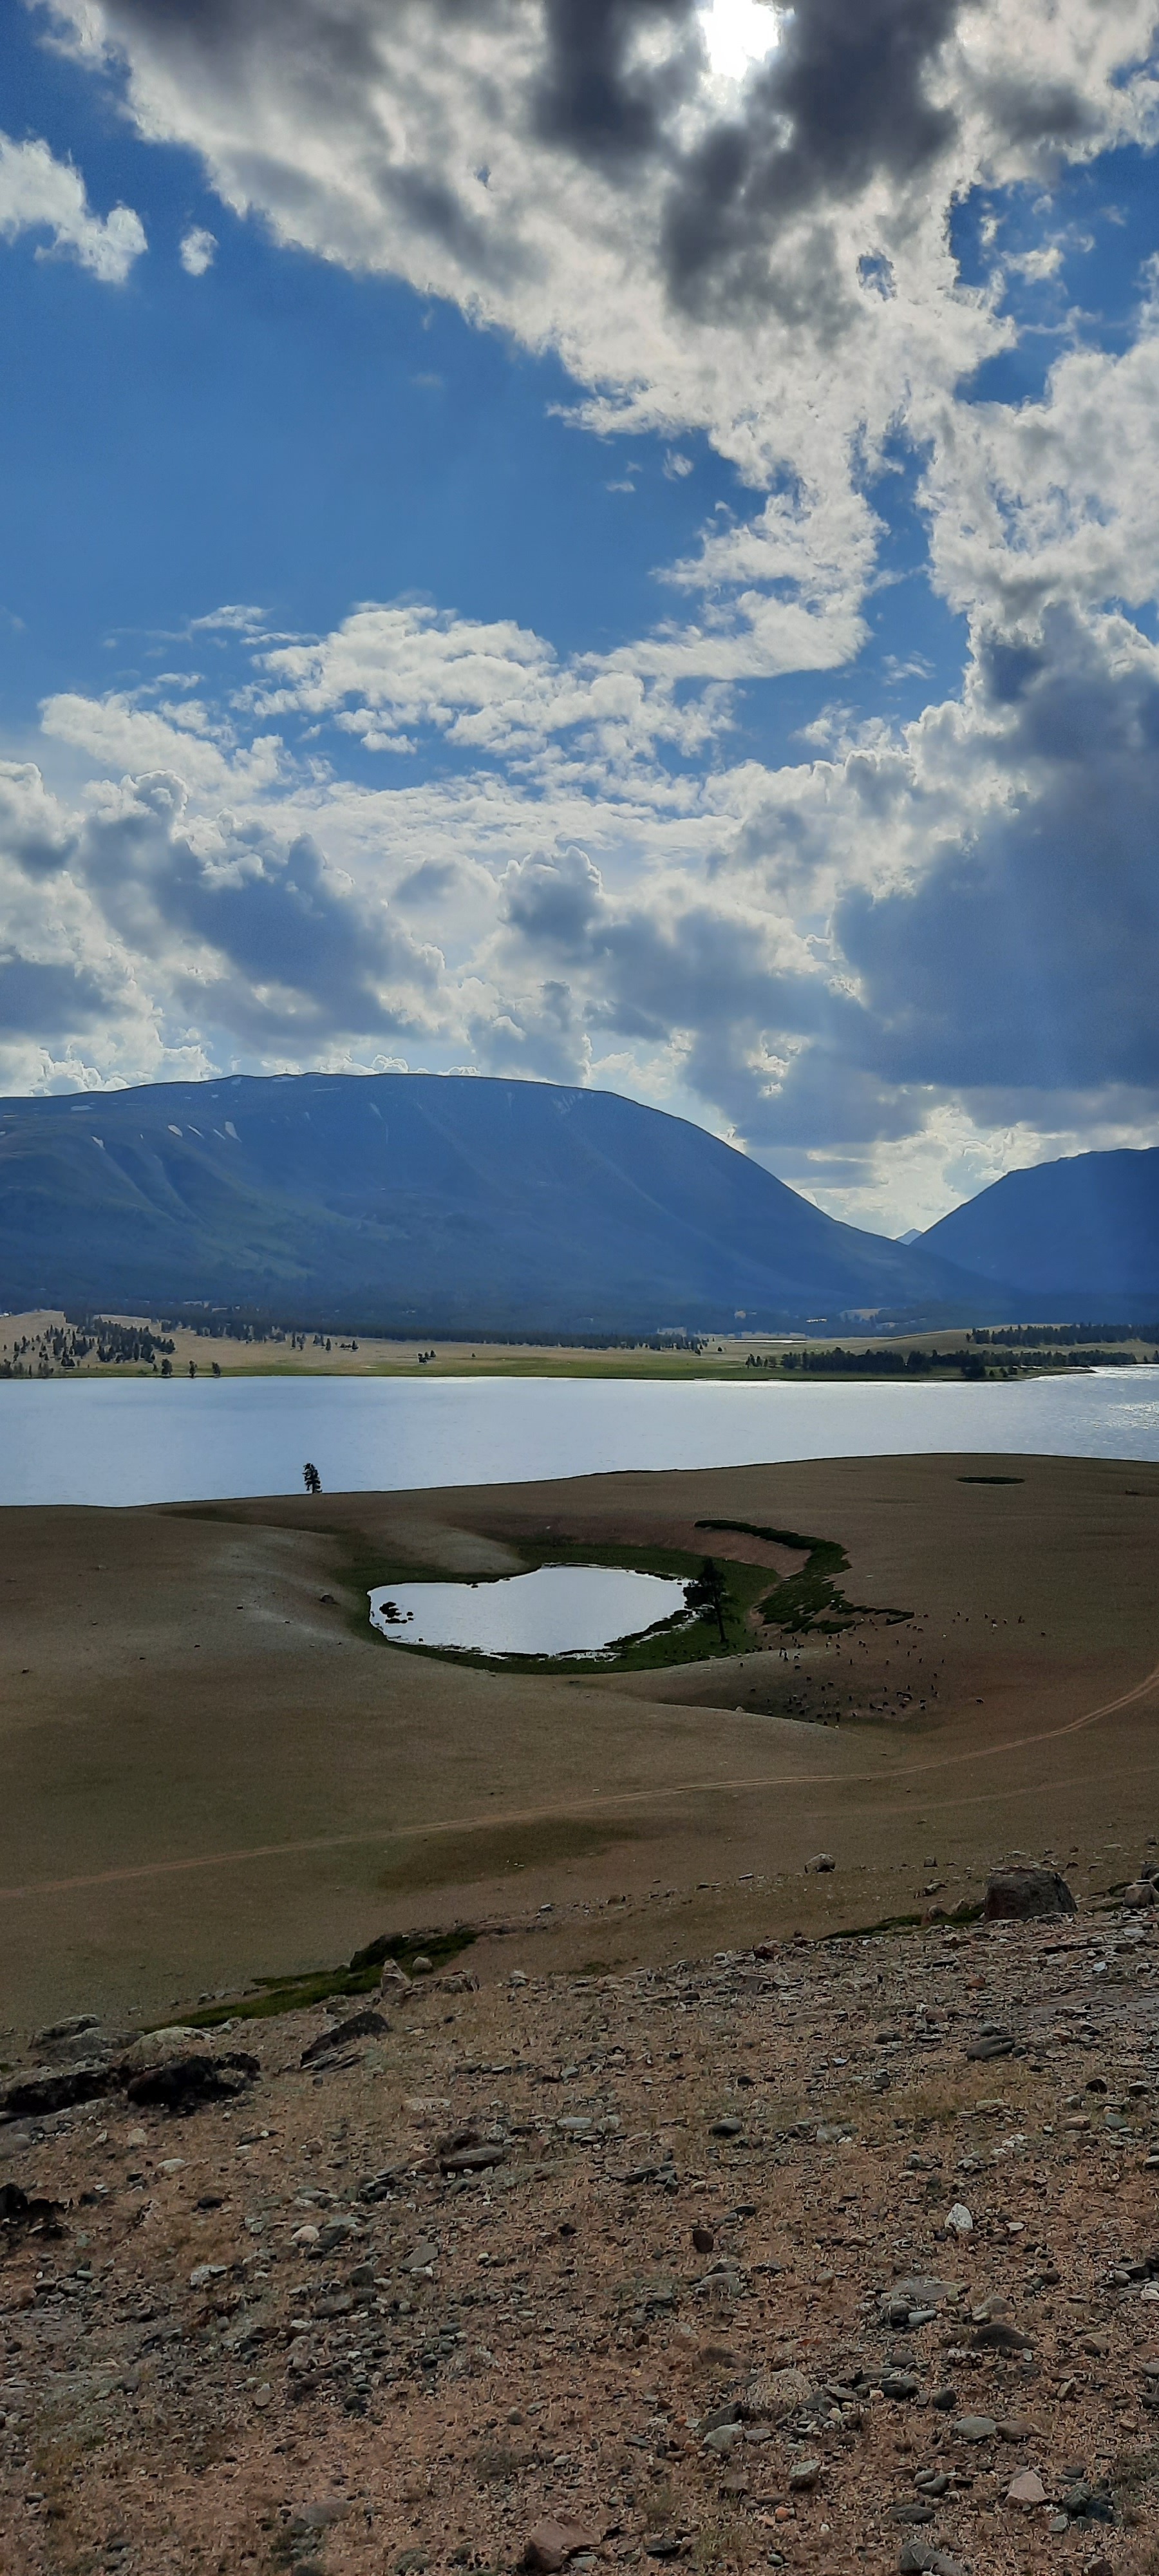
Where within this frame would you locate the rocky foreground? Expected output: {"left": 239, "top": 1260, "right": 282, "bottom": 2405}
{"left": 4, "top": 1884, "right": 1159, "bottom": 2576}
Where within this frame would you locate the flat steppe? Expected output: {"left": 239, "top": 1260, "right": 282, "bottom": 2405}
{"left": 3, "top": 1454, "right": 1159, "bottom": 2041}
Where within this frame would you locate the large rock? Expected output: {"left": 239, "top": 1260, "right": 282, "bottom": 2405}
{"left": 0, "top": 2060, "right": 117, "bottom": 2120}
{"left": 123, "top": 2050, "right": 259, "bottom": 2112}
{"left": 982, "top": 1865, "right": 1076, "bottom": 1922}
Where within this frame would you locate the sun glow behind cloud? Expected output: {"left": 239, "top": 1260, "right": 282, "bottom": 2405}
{"left": 698, "top": 0, "right": 780, "bottom": 85}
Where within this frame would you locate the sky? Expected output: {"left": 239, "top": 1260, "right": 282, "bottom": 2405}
{"left": 1, "top": 0, "right": 1158, "bottom": 1235}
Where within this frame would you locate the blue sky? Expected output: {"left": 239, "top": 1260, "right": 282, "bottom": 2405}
{"left": 2, "top": 0, "right": 1159, "bottom": 1233}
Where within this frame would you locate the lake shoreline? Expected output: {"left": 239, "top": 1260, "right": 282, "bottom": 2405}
{"left": 3, "top": 1363, "right": 1159, "bottom": 1509}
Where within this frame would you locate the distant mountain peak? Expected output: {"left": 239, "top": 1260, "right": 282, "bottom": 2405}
{"left": 923, "top": 1142, "right": 1159, "bottom": 1315}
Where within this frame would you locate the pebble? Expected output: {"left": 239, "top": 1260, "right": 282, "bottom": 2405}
{"left": 954, "top": 2415, "right": 997, "bottom": 2442}
{"left": 787, "top": 2458, "right": 820, "bottom": 2491}
{"left": 945, "top": 2204, "right": 973, "bottom": 2236}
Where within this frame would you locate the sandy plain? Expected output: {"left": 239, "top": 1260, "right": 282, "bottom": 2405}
{"left": 3, "top": 1453, "right": 1159, "bottom": 2045}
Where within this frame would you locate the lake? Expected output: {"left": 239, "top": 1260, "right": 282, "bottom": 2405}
{"left": 4, "top": 1367, "right": 1159, "bottom": 1508}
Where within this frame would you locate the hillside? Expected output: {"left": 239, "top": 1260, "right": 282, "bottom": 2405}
{"left": 923, "top": 1144, "right": 1159, "bottom": 1316}
{"left": 0, "top": 1072, "right": 990, "bottom": 1332}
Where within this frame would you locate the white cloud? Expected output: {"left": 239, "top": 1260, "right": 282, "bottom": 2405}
{"left": 0, "top": 130, "right": 146, "bottom": 281}
{"left": 179, "top": 223, "right": 216, "bottom": 275}
{"left": 8, "top": 0, "right": 1159, "bottom": 1227}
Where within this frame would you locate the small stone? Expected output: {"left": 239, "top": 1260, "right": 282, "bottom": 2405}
{"left": 787, "top": 2458, "right": 820, "bottom": 2491}
{"left": 955, "top": 2415, "right": 997, "bottom": 2443}
{"left": 974, "top": 2320, "right": 1032, "bottom": 2353}
{"left": 1048, "top": 2514, "right": 1069, "bottom": 2535}
{"left": 300, "top": 2008, "right": 387, "bottom": 2066}
{"left": 523, "top": 2518, "right": 597, "bottom": 2572}
{"left": 1006, "top": 2470, "right": 1046, "bottom": 2507}
{"left": 709, "top": 2116, "right": 744, "bottom": 2137}
{"left": 882, "top": 2374, "right": 920, "bottom": 2401}
{"left": 410, "top": 1954, "right": 434, "bottom": 1974}
{"left": 440, "top": 2143, "right": 506, "bottom": 2174}
{"left": 692, "top": 2225, "right": 715, "bottom": 2254}
{"left": 291, "top": 2502, "right": 349, "bottom": 2534}
{"left": 804, "top": 1854, "right": 835, "bottom": 1873}
{"left": 945, "top": 2204, "right": 973, "bottom": 2236}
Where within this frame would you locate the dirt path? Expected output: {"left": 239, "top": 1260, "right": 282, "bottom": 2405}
{"left": 6, "top": 1649, "right": 1158, "bottom": 1906}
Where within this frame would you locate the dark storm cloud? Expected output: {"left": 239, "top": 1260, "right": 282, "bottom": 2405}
{"left": 0, "top": 764, "right": 79, "bottom": 876}
{"left": 0, "top": 956, "right": 109, "bottom": 1036}
{"left": 533, "top": 0, "right": 697, "bottom": 165}
{"left": 663, "top": 0, "right": 961, "bottom": 317}
{"left": 836, "top": 613, "right": 1159, "bottom": 1098}
{"left": 78, "top": 773, "right": 437, "bottom": 1041}
{"left": 494, "top": 599, "right": 1159, "bottom": 1153}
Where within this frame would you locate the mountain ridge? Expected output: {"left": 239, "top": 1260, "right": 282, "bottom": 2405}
{"left": 0, "top": 1070, "right": 996, "bottom": 1333}
{"left": 922, "top": 1142, "right": 1159, "bottom": 1316}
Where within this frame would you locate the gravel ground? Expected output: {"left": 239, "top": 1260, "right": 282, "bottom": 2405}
{"left": 4, "top": 1897, "right": 1159, "bottom": 2575}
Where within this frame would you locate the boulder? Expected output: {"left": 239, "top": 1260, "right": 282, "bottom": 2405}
{"left": 1122, "top": 1879, "right": 1158, "bottom": 1909}
{"left": 123, "top": 2050, "right": 259, "bottom": 2112}
{"left": 982, "top": 1865, "right": 1076, "bottom": 1922}
{"left": 0, "top": 2060, "right": 116, "bottom": 2120}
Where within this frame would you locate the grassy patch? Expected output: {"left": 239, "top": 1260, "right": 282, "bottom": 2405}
{"left": 820, "top": 1899, "right": 983, "bottom": 1942}
{"left": 174, "top": 1923, "right": 476, "bottom": 2029}
{"left": 696, "top": 1517, "right": 911, "bottom": 1634}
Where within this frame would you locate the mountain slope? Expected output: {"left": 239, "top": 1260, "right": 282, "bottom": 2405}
{"left": 0, "top": 1071, "right": 992, "bottom": 1331}
{"left": 923, "top": 1145, "right": 1159, "bottom": 1312}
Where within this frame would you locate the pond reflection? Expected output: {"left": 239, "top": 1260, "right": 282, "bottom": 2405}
{"left": 368, "top": 1563, "right": 690, "bottom": 1658}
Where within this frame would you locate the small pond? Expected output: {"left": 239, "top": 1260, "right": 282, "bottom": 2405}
{"left": 368, "top": 1563, "right": 690, "bottom": 1659}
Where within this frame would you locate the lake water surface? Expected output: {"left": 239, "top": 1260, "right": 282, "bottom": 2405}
{"left": 369, "top": 1564, "right": 690, "bottom": 1656}
{"left": 4, "top": 1367, "right": 1159, "bottom": 1508}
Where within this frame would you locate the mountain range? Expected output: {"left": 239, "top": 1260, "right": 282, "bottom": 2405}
{"left": 0, "top": 1070, "right": 992, "bottom": 1335}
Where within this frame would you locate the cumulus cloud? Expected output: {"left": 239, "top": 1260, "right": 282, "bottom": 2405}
{"left": 73, "top": 771, "right": 444, "bottom": 1044}
{"left": 179, "top": 222, "right": 216, "bottom": 274}
{"left": 37, "top": 0, "right": 1153, "bottom": 495}
{"left": 0, "top": 130, "right": 146, "bottom": 280}
{"left": 9, "top": 0, "right": 1159, "bottom": 1226}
